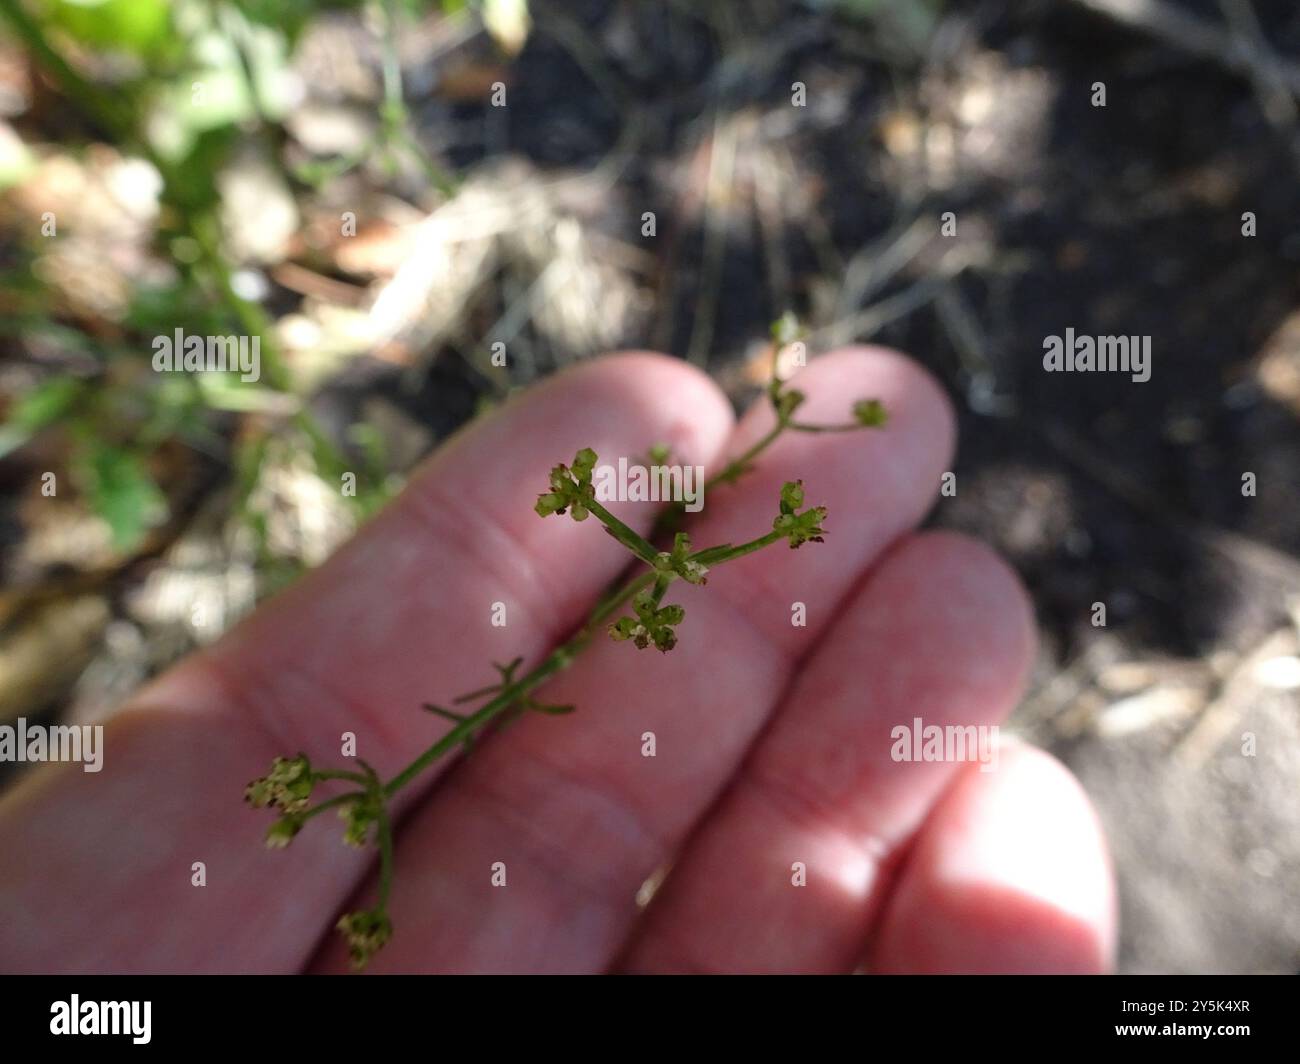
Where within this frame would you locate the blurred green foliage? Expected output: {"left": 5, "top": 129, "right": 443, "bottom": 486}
{"left": 0, "top": 0, "right": 433, "bottom": 556}
{"left": 43, "top": 0, "right": 171, "bottom": 54}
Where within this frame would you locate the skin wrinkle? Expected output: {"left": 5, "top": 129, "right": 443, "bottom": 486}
{"left": 201, "top": 633, "right": 412, "bottom": 775}
{"left": 408, "top": 476, "right": 559, "bottom": 636}
{"left": 454, "top": 746, "right": 666, "bottom": 909}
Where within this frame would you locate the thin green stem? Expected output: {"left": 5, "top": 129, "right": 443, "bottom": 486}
{"left": 589, "top": 570, "right": 658, "bottom": 626}
{"left": 584, "top": 499, "right": 661, "bottom": 566}
{"left": 705, "top": 421, "right": 785, "bottom": 491}
{"left": 376, "top": 805, "right": 395, "bottom": 909}
{"left": 648, "top": 572, "right": 672, "bottom": 608}
{"left": 377, "top": 0, "right": 459, "bottom": 198}
{"left": 299, "top": 791, "right": 363, "bottom": 823}
{"left": 380, "top": 0, "right": 404, "bottom": 128}
{"left": 692, "top": 530, "right": 784, "bottom": 566}
{"left": 383, "top": 652, "right": 565, "bottom": 795}
{"left": 381, "top": 570, "right": 654, "bottom": 797}
{"left": 381, "top": 516, "right": 799, "bottom": 803}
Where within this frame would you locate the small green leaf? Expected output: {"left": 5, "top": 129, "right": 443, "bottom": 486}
{"left": 0, "top": 377, "right": 85, "bottom": 458}
{"left": 44, "top": 0, "right": 171, "bottom": 55}
{"left": 83, "top": 444, "right": 167, "bottom": 551}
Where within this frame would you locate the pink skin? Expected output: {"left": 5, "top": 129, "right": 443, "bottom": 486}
{"left": 0, "top": 348, "right": 1115, "bottom": 974}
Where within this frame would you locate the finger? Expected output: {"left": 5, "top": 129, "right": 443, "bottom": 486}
{"left": 617, "top": 531, "right": 1035, "bottom": 973}
{"left": 678, "top": 347, "right": 957, "bottom": 656}
{"left": 866, "top": 738, "right": 1116, "bottom": 973}
{"left": 174, "top": 352, "right": 733, "bottom": 774}
{"left": 313, "top": 347, "right": 956, "bottom": 973}
{"left": 0, "top": 353, "right": 733, "bottom": 973}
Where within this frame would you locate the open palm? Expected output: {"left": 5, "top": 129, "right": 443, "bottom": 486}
{"left": 0, "top": 347, "right": 1114, "bottom": 974}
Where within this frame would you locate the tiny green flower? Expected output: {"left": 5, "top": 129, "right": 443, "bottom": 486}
{"left": 852, "top": 398, "right": 888, "bottom": 427}
{"left": 608, "top": 615, "right": 645, "bottom": 644}
{"left": 265, "top": 816, "right": 302, "bottom": 849}
{"left": 779, "top": 480, "right": 805, "bottom": 515}
{"left": 654, "top": 531, "right": 708, "bottom": 584}
{"left": 245, "top": 777, "right": 275, "bottom": 808}
{"left": 608, "top": 588, "right": 686, "bottom": 652}
{"left": 652, "top": 626, "right": 677, "bottom": 652}
{"left": 535, "top": 450, "right": 598, "bottom": 522}
{"left": 339, "top": 797, "right": 380, "bottom": 849}
{"left": 245, "top": 754, "right": 314, "bottom": 814}
{"left": 773, "top": 481, "right": 827, "bottom": 547}
{"left": 534, "top": 491, "right": 567, "bottom": 517}
{"left": 655, "top": 603, "right": 685, "bottom": 626}
{"left": 571, "top": 447, "right": 598, "bottom": 481}
{"left": 336, "top": 909, "right": 393, "bottom": 970}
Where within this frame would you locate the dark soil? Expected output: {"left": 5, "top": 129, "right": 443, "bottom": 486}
{"left": 418, "top": 0, "right": 1300, "bottom": 971}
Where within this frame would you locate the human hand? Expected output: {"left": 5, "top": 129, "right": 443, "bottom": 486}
{"left": 0, "top": 347, "right": 1114, "bottom": 973}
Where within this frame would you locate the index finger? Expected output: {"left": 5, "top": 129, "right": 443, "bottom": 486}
{"left": 0, "top": 353, "right": 733, "bottom": 972}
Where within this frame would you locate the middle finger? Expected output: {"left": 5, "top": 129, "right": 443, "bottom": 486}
{"left": 314, "top": 346, "right": 954, "bottom": 972}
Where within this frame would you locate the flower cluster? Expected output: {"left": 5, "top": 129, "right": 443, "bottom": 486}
{"left": 534, "top": 447, "right": 598, "bottom": 520}
{"left": 336, "top": 909, "right": 393, "bottom": 970}
{"left": 773, "top": 480, "right": 828, "bottom": 548}
{"left": 339, "top": 795, "right": 381, "bottom": 848}
{"left": 245, "top": 755, "right": 314, "bottom": 815}
{"left": 609, "top": 588, "right": 686, "bottom": 652}
{"left": 653, "top": 531, "right": 708, "bottom": 585}
{"left": 264, "top": 816, "right": 302, "bottom": 849}
{"left": 245, "top": 336, "right": 890, "bottom": 969}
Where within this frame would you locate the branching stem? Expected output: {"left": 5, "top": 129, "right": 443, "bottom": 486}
{"left": 246, "top": 328, "right": 887, "bottom": 967}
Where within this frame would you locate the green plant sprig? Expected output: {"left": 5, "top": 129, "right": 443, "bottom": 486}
{"left": 245, "top": 352, "right": 888, "bottom": 969}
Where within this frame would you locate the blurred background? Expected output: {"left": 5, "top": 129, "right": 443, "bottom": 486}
{"left": 0, "top": 0, "right": 1297, "bottom": 973}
